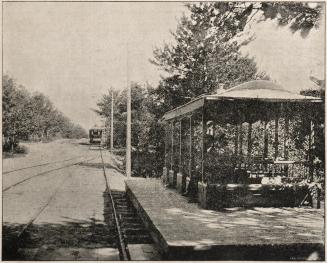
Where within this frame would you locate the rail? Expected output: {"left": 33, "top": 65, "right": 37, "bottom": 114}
{"left": 3, "top": 156, "right": 96, "bottom": 192}
{"left": 98, "top": 145, "right": 130, "bottom": 261}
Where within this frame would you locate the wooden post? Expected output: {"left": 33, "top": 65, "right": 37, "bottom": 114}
{"left": 110, "top": 89, "right": 114, "bottom": 151}
{"left": 171, "top": 122, "right": 174, "bottom": 171}
{"left": 247, "top": 122, "right": 252, "bottom": 158}
{"left": 164, "top": 125, "right": 167, "bottom": 168}
{"left": 201, "top": 108, "right": 206, "bottom": 183}
{"left": 189, "top": 115, "right": 192, "bottom": 177}
{"left": 274, "top": 117, "right": 279, "bottom": 159}
{"left": 263, "top": 120, "right": 268, "bottom": 159}
{"left": 179, "top": 120, "right": 182, "bottom": 173}
{"left": 284, "top": 117, "right": 289, "bottom": 160}
{"left": 239, "top": 123, "right": 243, "bottom": 155}
{"left": 234, "top": 125, "right": 239, "bottom": 155}
{"left": 283, "top": 115, "right": 290, "bottom": 177}
{"left": 126, "top": 83, "right": 131, "bottom": 177}
{"left": 309, "top": 120, "right": 315, "bottom": 181}
{"left": 125, "top": 42, "right": 131, "bottom": 177}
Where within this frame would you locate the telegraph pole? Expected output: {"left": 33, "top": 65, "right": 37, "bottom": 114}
{"left": 110, "top": 89, "right": 114, "bottom": 151}
{"left": 126, "top": 43, "right": 131, "bottom": 177}
{"left": 126, "top": 83, "right": 131, "bottom": 177}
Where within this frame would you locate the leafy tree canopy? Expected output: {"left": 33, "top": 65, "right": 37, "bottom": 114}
{"left": 3, "top": 75, "right": 88, "bottom": 151}
{"left": 151, "top": 2, "right": 323, "bottom": 111}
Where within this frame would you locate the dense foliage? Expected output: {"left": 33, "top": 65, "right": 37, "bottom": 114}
{"left": 3, "top": 75, "right": 87, "bottom": 152}
{"left": 151, "top": 2, "right": 323, "bottom": 110}
{"left": 96, "top": 2, "right": 324, "bottom": 178}
{"left": 95, "top": 83, "right": 165, "bottom": 177}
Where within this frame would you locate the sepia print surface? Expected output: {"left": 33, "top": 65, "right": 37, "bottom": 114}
{"left": 2, "top": 1, "right": 325, "bottom": 261}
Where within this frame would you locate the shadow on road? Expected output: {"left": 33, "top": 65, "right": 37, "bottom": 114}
{"left": 2, "top": 216, "right": 117, "bottom": 260}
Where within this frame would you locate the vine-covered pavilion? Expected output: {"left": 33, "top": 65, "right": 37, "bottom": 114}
{"left": 162, "top": 80, "right": 323, "bottom": 209}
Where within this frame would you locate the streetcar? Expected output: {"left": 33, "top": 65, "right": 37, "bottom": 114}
{"left": 89, "top": 126, "right": 104, "bottom": 144}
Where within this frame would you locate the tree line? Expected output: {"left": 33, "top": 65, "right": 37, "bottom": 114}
{"left": 3, "top": 75, "right": 87, "bottom": 152}
{"left": 96, "top": 2, "right": 324, "bottom": 177}
{"left": 95, "top": 83, "right": 165, "bottom": 176}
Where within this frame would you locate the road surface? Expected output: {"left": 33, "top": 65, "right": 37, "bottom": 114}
{"left": 3, "top": 139, "right": 126, "bottom": 260}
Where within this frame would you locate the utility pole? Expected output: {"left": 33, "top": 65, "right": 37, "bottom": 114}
{"left": 126, "top": 42, "right": 131, "bottom": 177}
{"left": 126, "top": 83, "right": 131, "bottom": 177}
{"left": 110, "top": 89, "right": 114, "bottom": 152}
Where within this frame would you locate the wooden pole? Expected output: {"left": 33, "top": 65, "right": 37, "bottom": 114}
{"left": 309, "top": 119, "right": 315, "bottom": 180}
{"left": 283, "top": 115, "right": 290, "bottom": 177}
{"left": 247, "top": 122, "right": 252, "bottom": 159}
{"left": 239, "top": 123, "right": 243, "bottom": 155}
{"left": 179, "top": 120, "right": 182, "bottom": 173}
{"left": 126, "top": 85, "right": 131, "bottom": 177}
{"left": 284, "top": 117, "right": 289, "bottom": 160}
{"left": 164, "top": 125, "right": 167, "bottom": 168}
{"left": 171, "top": 122, "right": 174, "bottom": 171}
{"left": 274, "top": 117, "right": 279, "bottom": 159}
{"left": 201, "top": 108, "right": 205, "bottom": 183}
{"left": 234, "top": 125, "right": 239, "bottom": 155}
{"left": 110, "top": 89, "right": 114, "bottom": 151}
{"left": 189, "top": 115, "right": 192, "bottom": 177}
{"left": 263, "top": 120, "right": 268, "bottom": 159}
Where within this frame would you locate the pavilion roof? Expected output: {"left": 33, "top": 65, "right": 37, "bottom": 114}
{"left": 163, "top": 80, "right": 322, "bottom": 121}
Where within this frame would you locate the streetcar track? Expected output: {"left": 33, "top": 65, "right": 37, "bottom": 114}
{"left": 3, "top": 156, "right": 97, "bottom": 192}
{"left": 98, "top": 145, "right": 155, "bottom": 260}
{"left": 29, "top": 169, "right": 86, "bottom": 260}
{"left": 3, "top": 156, "right": 84, "bottom": 174}
{"left": 17, "top": 171, "right": 74, "bottom": 240}
{"left": 99, "top": 145, "right": 131, "bottom": 261}
{"left": 4, "top": 143, "right": 154, "bottom": 260}
{"left": 7, "top": 156, "right": 96, "bottom": 260}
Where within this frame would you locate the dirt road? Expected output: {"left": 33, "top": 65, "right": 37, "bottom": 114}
{"left": 3, "top": 139, "right": 126, "bottom": 260}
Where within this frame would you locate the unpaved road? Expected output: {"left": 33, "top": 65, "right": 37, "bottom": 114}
{"left": 3, "top": 139, "right": 126, "bottom": 260}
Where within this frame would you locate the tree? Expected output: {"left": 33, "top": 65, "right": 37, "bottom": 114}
{"left": 151, "top": 2, "right": 323, "bottom": 112}
{"left": 185, "top": 2, "right": 323, "bottom": 41}
{"left": 95, "top": 83, "right": 165, "bottom": 176}
{"left": 151, "top": 3, "right": 270, "bottom": 112}
{"left": 2, "top": 75, "right": 88, "bottom": 152}
{"left": 2, "top": 76, "right": 33, "bottom": 146}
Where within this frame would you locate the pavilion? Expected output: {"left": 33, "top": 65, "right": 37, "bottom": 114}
{"left": 162, "top": 80, "right": 323, "bottom": 209}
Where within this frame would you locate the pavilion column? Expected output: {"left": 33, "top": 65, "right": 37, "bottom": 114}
{"left": 284, "top": 117, "right": 289, "bottom": 160}
{"left": 179, "top": 120, "right": 182, "bottom": 173}
{"left": 239, "top": 123, "right": 243, "bottom": 156}
{"left": 189, "top": 115, "right": 193, "bottom": 178}
{"left": 263, "top": 120, "right": 269, "bottom": 159}
{"left": 234, "top": 125, "right": 239, "bottom": 155}
{"left": 274, "top": 116, "right": 279, "bottom": 159}
{"left": 308, "top": 119, "right": 315, "bottom": 181}
{"left": 170, "top": 122, "right": 174, "bottom": 171}
{"left": 247, "top": 122, "right": 253, "bottom": 159}
{"left": 201, "top": 108, "right": 207, "bottom": 183}
{"left": 283, "top": 115, "right": 290, "bottom": 177}
{"left": 164, "top": 125, "right": 168, "bottom": 168}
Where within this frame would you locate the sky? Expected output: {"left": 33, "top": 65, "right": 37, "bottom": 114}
{"left": 3, "top": 2, "right": 186, "bottom": 129}
{"left": 3, "top": 2, "right": 325, "bottom": 130}
{"left": 238, "top": 8, "right": 325, "bottom": 92}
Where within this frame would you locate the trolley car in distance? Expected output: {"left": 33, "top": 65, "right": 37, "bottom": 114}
{"left": 89, "top": 126, "right": 104, "bottom": 144}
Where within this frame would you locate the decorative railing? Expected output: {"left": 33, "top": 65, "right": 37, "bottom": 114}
{"left": 242, "top": 160, "right": 309, "bottom": 182}
{"left": 205, "top": 154, "right": 310, "bottom": 184}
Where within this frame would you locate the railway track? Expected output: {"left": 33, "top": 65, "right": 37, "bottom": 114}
{"left": 3, "top": 155, "right": 85, "bottom": 174}
{"left": 3, "top": 155, "right": 96, "bottom": 192}
{"left": 99, "top": 145, "right": 153, "bottom": 260}
{"left": 3, "top": 143, "right": 154, "bottom": 260}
